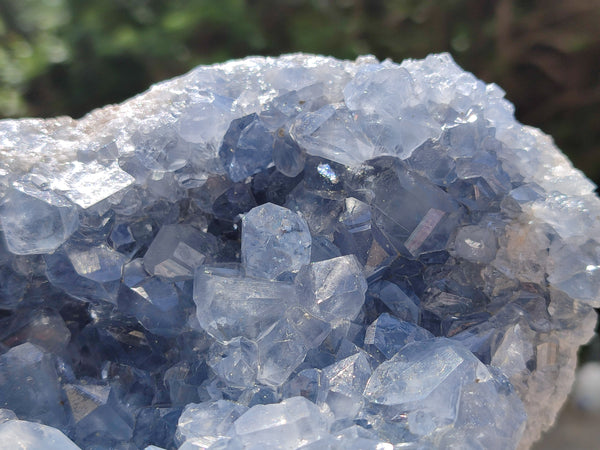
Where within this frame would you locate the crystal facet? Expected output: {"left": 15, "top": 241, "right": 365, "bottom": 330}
{"left": 242, "top": 203, "right": 311, "bottom": 280}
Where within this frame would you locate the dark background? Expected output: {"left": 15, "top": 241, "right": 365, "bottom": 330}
{"left": 1, "top": 0, "right": 599, "bottom": 187}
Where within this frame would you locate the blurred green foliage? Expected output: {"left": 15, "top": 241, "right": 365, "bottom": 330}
{"left": 1, "top": 0, "right": 599, "bottom": 184}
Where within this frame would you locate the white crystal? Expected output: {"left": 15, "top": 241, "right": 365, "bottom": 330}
{"left": 0, "top": 420, "right": 81, "bottom": 450}
{"left": 228, "top": 397, "right": 333, "bottom": 449}
{"left": 44, "top": 160, "right": 134, "bottom": 209}
{"left": 176, "top": 400, "right": 248, "bottom": 448}
{"left": 296, "top": 255, "right": 367, "bottom": 325}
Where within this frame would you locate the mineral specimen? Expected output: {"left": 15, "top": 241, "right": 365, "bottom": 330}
{"left": 0, "top": 53, "right": 598, "bottom": 450}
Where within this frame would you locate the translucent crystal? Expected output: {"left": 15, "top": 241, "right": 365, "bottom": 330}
{"left": 176, "top": 400, "right": 248, "bottom": 448}
{"left": 0, "top": 343, "right": 70, "bottom": 430}
{"left": 144, "top": 224, "right": 218, "bottom": 281}
{"left": 43, "top": 160, "right": 135, "bottom": 209}
{"left": 219, "top": 114, "right": 274, "bottom": 182}
{"left": 242, "top": 203, "right": 311, "bottom": 280}
{"left": 118, "top": 276, "right": 187, "bottom": 336}
{"left": 0, "top": 308, "right": 71, "bottom": 354}
{"left": 339, "top": 197, "right": 371, "bottom": 233}
{"left": 255, "top": 308, "right": 329, "bottom": 387}
{"left": 0, "top": 409, "right": 17, "bottom": 424}
{"left": 453, "top": 225, "right": 498, "bottom": 263}
{"left": 364, "top": 338, "right": 476, "bottom": 405}
{"left": 364, "top": 313, "right": 433, "bottom": 359}
{"left": 255, "top": 317, "right": 310, "bottom": 387}
{"left": 272, "top": 129, "right": 306, "bottom": 177}
{"left": 66, "top": 241, "right": 128, "bottom": 283}
{"left": 363, "top": 338, "right": 525, "bottom": 445}
{"left": 368, "top": 280, "right": 421, "bottom": 324}
{"left": 291, "top": 104, "right": 374, "bottom": 166}
{"left": 64, "top": 382, "right": 110, "bottom": 424}
{"left": 193, "top": 267, "right": 296, "bottom": 342}
{"left": 0, "top": 420, "right": 81, "bottom": 450}
{"left": 177, "top": 92, "right": 235, "bottom": 146}
{"left": 320, "top": 352, "right": 371, "bottom": 420}
{"left": 208, "top": 337, "right": 259, "bottom": 388}
{"left": 0, "top": 188, "right": 78, "bottom": 255}
{"left": 282, "top": 369, "right": 328, "bottom": 405}
{"left": 296, "top": 255, "right": 367, "bottom": 324}
{"left": 228, "top": 396, "right": 333, "bottom": 449}
{"left": 343, "top": 64, "right": 440, "bottom": 158}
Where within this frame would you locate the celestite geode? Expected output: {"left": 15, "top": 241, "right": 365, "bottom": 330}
{"left": 0, "top": 53, "right": 598, "bottom": 450}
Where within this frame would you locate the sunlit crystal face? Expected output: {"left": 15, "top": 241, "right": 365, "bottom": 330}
{"left": 0, "top": 189, "right": 79, "bottom": 255}
{"left": 0, "top": 53, "right": 598, "bottom": 450}
{"left": 317, "top": 163, "right": 339, "bottom": 183}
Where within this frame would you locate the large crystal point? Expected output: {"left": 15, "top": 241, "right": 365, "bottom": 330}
{"left": 320, "top": 352, "right": 371, "bottom": 420}
{"left": 0, "top": 343, "right": 71, "bottom": 430}
{"left": 193, "top": 266, "right": 297, "bottom": 342}
{"left": 295, "top": 255, "right": 367, "bottom": 324}
{"left": 242, "top": 203, "right": 311, "bottom": 280}
{"left": 0, "top": 420, "right": 81, "bottom": 450}
{"left": 228, "top": 396, "right": 333, "bottom": 448}
{"left": 208, "top": 337, "right": 259, "bottom": 388}
{"left": 176, "top": 400, "right": 248, "bottom": 448}
{"left": 0, "top": 188, "right": 78, "bottom": 255}
{"left": 363, "top": 338, "right": 525, "bottom": 446}
{"left": 219, "top": 114, "right": 274, "bottom": 182}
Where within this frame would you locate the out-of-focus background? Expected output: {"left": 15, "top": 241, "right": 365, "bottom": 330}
{"left": 1, "top": 0, "right": 599, "bottom": 446}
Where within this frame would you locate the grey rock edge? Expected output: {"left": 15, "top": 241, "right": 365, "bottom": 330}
{"left": 0, "top": 53, "right": 598, "bottom": 450}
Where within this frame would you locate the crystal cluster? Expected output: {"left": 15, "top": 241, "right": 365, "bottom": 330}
{"left": 0, "top": 53, "right": 598, "bottom": 450}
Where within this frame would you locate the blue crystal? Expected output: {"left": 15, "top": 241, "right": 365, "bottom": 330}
{"left": 227, "top": 396, "right": 333, "bottom": 448}
{"left": 364, "top": 313, "right": 433, "bottom": 359}
{"left": 176, "top": 400, "right": 247, "bottom": 448}
{"left": 0, "top": 188, "right": 79, "bottom": 255}
{"left": 0, "top": 420, "right": 80, "bottom": 449}
{"left": 208, "top": 337, "right": 259, "bottom": 389}
{"left": 144, "top": 224, "right": 217, "bottom": 281}
{"left": 1, "top": 53, "right": 598, "bottom": 449}
{"left": 272, "top": 130, "right": 305, "bottom": 177}
{"left": 1, "top": 307, "right": 71, "bottom": 354}
{"left": 295, "top": 255, "right": 367, "bottom": 325}
{"left": 193, "top": 268, "right": 295, "bottom": 342}
{"left": 320, "top": 352, "right": 371, "bottom": 420}
{"left": 45, "top": 243, "right": 122, "bottom": 304}
{"left": 117, "top": 276, "right": 188, "bottom": 337}
{"left": 219, "top": 114, "right": 274, "bottom": 182}
{"left": 163, "top": 360, "right": 208, "bottom": 406}
{"left": 0, "top": 343, "right": 71, "bottom": 430}
{"left": 242, "top": 203, "right": 311, "bottom": 280}
{"left": 282, "top": 368, "right": 327, "bottom": 404}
